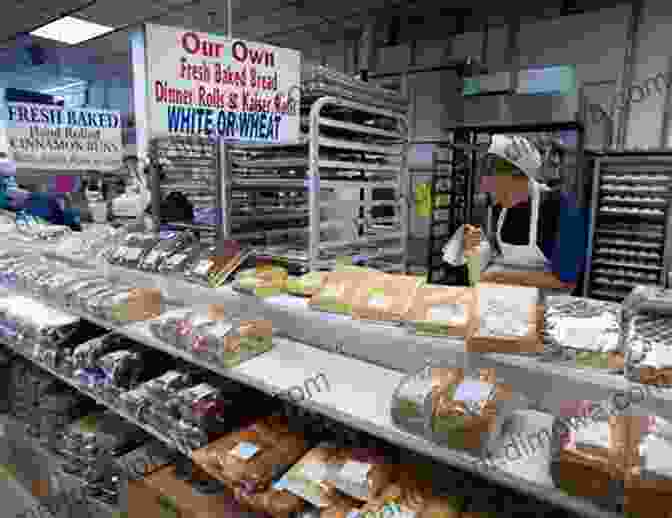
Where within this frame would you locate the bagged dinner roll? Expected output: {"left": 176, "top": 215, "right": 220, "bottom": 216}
{"left": 406, "top": 286, "right": 474, "bottom": 337}
{"left": 309, "top": 272, "right": 369, "bottom": 315}
{"left": 350, "top": 273, "right": 423, "bottom": 324}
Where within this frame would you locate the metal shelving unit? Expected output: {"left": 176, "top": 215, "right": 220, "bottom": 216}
{"left": 426, "top": 135, "right": 477, "bottom": 285}
{"left": 585, "top": 153, "right": 672, "bottom": 300}
{"left": 222, "top": 68, "right": 410, "bottom": 271}
{"left": 150, "top": 136, "right": 222, "bottom": 243}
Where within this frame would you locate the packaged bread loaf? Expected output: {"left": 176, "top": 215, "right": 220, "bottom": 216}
{"left": 323, "top": 447, "right": 396, "bottom": 502}
{"left": 351, "top": 273, "right": 422, "bottom": 323}
{"left": 467, "top": 283, "right": 544, "bottom": 354}
{"left": 309, "top": 272, "right": 368, "bottom": 315}
{"left": 191, "top": 415, "right": 310, "bottom": 493}
{"left": 406, "top": 286, "right": 474, "bottom": 337}
{"left": 429, "top": 367, "right": 527, "bottom": 453}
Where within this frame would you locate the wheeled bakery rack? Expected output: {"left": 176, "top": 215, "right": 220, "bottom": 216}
{"left": 221, "top": 66, "right": 410, "bottom": 271}
{"left": 585, "top": 152, "right": 672, "bottom": 300}
{"left": 149, "top": 136, "right": 222, "bottom": 244}
{"left": 426, "top": 134, "right": 478, "bottom": 285}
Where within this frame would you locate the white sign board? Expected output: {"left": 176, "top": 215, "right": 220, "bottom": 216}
{"left": 144, "top": 24, "right": 301, "bottom": 143}
{"left": 4, "top": 102, "right": 123, "bottom": 171}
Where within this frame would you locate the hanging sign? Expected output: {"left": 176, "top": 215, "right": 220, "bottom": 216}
{"left": 3, "top": 102, "right": 122, "bottom": 171}
{"left": 144, "top": 24, "right": 302, "bottom": 143}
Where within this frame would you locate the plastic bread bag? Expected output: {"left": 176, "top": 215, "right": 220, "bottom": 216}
{"left": 107, "top": 232, "right": 161, "bottom": 268}
{"left": 323, "top": 448, "right": 396, "bottom": 502}
{"left": 182, "top": 245, "right": 218, "bottom": 286}
{"left": 352, "top": 474, "right": 464, "bottom": 518}
{"left": 626, "top": 415, "right": 672, "bottom": 516}
{"left": 71, "top": 334, "right": 124, "bottom": 370}
{"left": 62, "top": 277, "right": 108, "bottom": 309}
{"left": 234, "top": 263, "right": 289, "bottom": 297}
{"left": 97, "top": 349, "right": 143, "bottom": 391}
{"left": 138, "top": 231, "right": 197, "bottom": 272}
{"left": 428, "top": 367, "right": 529, "bottom": 454}
{"left": 119, "top": 384, "right": 154, "bottom": 418}
{"left": 0, "top": 295, "right": 80, "bottom": 347}
{"left": 467, "top": 283, "right": 543, "bottom": 354}
{"left": 143, "top": 370, "right": 195, "bottom": 401}
{"left": 622, "top": 290, "right": 672, "bottom": 387}
{"left": 274, "top": 444, "right": 349, "bottom": 509}
{"left": 157, "top": 242, "right": 202, "bottom": 275}
{"left": 286, "top": 271, "right": 327, "bottom": 298}
{"left": 350, "top": 273, "right": 423, "bottom": 324}
{"left": 191, "top": 415, "right": 310, "bottom": 493}
{"left": 148, "top": 308, "right": 202, "bottom": 349}
{"left": 234, "top": 478, "right": 307, "bottom": 518}
{"left": 405, "top": 286, "right": 474, "bottom": 337}
{"left": 308, "top": 272, "right": 367, "bottom": 315}
{"left": 543, "top": 296, "right": 623, "bottom": 371}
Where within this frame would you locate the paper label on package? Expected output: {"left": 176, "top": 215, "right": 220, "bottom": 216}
{"left": 230, "top": 441, "right": 260, "bottom": 460}
{"left": 301, "top": 462, "right": 328, "bottom": 483}
{"left": 339, "top": 461, "right": 372, "bottom": 484}
{"left": 558, "top": 318, "right": 608, "bottom": 352}
{"left": 655, "top": 343, "right": 672, "bottom": 368}
{"left": 428, "top": 304, "right": 466, "bottom": 324}
{"left": 124, "top": 247, "right": 143, "bottom": 261}
{"left": 194, "top": 259, "right": 211, "bottom": 276}
{"left": 454, "top": 380, "right": 495, "bottom": 404}
{"left": 273, "top": 476, "right": 290, "bottom": 491}
{"left": 368, "top": 288, "right": 386, "bottom": 308}
{"left": 210, "top": 321, "right": 233, "bottom": 338}
{"left": 266, "top": 294, "right": 310, "bottom": 310}
{"left": 575, "top": 420, "right": 610, "bottom": 448}
{"left": 321, "top": 286, "right": 339, "bottom": 299}
{"left": 643, "top": 436, "right": 672, "bottom": 475}
{"left": 167, "top": 253, "right": 187, "bottom": 266}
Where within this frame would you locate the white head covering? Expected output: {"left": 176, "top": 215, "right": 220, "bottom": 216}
{"left": 488, "top": 134, "right": 549, "bottom": 267}
{"left": 488, "top": 134, "right": 543, "bottom": 184}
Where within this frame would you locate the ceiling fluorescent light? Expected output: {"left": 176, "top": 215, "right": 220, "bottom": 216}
{"left": 30, "top": 16, "right": 114, "bottom": 45}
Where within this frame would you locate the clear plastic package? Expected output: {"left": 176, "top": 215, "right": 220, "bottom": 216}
{"left": 139, "top": 231, "right": 197, "bottom": 272}
{"left": 191, "top": 415, "right": 310, "bottom": 493}
{"left": 107, "top": 232, "right": 161, "bottom": 268}
{"left": 622, "top": 288, "right": 672, "bottom": 386}
{"left": 544, "top": 296, "right": 623, "bottom": 370}
{"left": 391, "top": 366, "right": 529, "bottom": 455}
{"left": 323, "top": 448, "right": 396, "bottom": 502}
{"left": 157, "top": 242, "right": 202, "bottom": 275}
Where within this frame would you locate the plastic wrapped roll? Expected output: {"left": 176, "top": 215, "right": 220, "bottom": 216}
{"left": 544, "top": 296, "right": 623, "bottom": 371}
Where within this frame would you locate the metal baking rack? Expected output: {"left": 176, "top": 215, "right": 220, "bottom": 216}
{"left": 585, "top": 153, "right": 672, "bottom": 300}
{"left": 149, "top": 136, "right": 221, "bottom": 244}
{"left": 426, "top": 134, "right": 478, "bottom": 285}
{"left": 222, "top": 82, "right": 410, "bottom": 271}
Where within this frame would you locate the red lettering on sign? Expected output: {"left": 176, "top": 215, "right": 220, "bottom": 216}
{"left": 181, "top": 32, "right": 224, "bottom": 58}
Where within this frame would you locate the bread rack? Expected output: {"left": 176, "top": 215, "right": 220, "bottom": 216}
{"left": 585, "top": 152, "right": 672, "bottom": 300}
{"left": 220, "top": 68, "right": 410, "bottom": 271}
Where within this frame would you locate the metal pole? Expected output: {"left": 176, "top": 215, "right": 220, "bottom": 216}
{"left": 617, "top": 0, "right": 644, "bottom": 150}
{"left": 226, "top": 0, "right": 232, "bottom": 39}
{"left": 659, "top": 55, "right": 672, "bottom": 148}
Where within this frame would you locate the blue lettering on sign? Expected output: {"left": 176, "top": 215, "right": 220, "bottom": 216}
{"left": 166, "top": 106, "right": 283, "bottom": 141}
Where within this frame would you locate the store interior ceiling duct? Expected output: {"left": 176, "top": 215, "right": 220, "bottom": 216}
{"left": 30, "top": 16, "right": 114, "bottom": 45}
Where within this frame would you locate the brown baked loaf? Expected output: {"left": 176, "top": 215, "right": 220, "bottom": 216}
{"left": 192, "top": 416, "right": 310, "bottom": 492}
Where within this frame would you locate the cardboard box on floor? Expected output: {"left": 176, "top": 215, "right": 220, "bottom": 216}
{"left": 128, "top": 464, "right": 254, "bottom": 518}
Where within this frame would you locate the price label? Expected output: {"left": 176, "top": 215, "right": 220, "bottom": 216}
{"left": 339, "top": 461, "right": 371, "bottom": 484}
{"left": 230, "top": 441, "right": 260, "bottom": 460}
{"left": 428, "top": 304, "right": 466, "bottom": 323}
{"left": 367, "top": 288, "right": 386, "bottom": 308}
